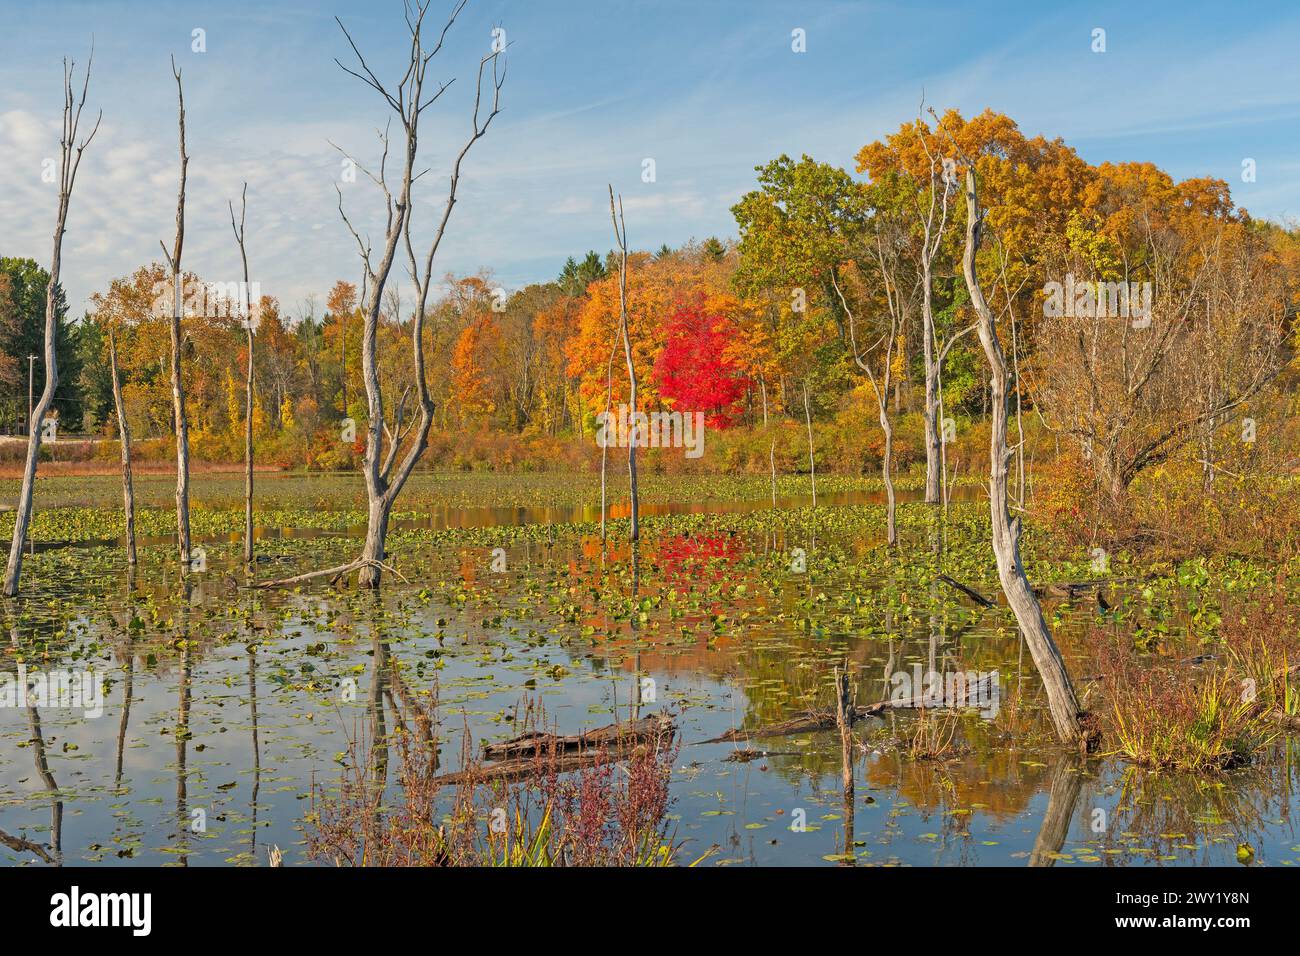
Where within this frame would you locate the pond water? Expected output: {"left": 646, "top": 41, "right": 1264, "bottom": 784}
{"left": 2, "top": 491, "right": 1297, "bottom": 867}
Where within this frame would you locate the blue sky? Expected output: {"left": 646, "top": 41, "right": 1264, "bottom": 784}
{"left": 2, "top": 0, "right": 1299, "bottom": 315}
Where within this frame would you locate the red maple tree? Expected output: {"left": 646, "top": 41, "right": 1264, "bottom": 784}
{"left": 653, "top": 296, "right": 751, "bottom": 427}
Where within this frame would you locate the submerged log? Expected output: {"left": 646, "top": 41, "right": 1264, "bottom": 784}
{"left": 481, "top": 714, "right": 673, "bottom": 760}
{"left": 432, "top": 714, "right": 676, "bottom": 788}
{"left": 936, "top": 574, "right": 996, "bottom": 608}
{"left": 698, "top": 673, "right": 998, "bottom": 744}
{"left": 433, "top": 748, "right": 626, "bottom": 787}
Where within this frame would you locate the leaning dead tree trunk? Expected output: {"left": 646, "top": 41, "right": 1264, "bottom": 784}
{"left": 229, "top": 183, "right": 254, "bottom": 566}
{"left": 158, "top": 56, "right": 192, "bottom": 573}
{"left": 609, "top": 186, "right": 639, "bottom": 542}
{"left": 962, "top": 166, "right": 1086, "bottom": 747}
{"left": 3, "top": 51, "right": 100, "bottom": 596}
{"left": 107, "top": 329, "right": 136, "bottom": 566}
{"left": 261, "top": 0, "right": 504, "bottom": 590}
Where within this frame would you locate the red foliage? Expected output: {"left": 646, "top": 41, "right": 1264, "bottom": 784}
{"left": 653, "top": 296, "right": 751, "bottom": 428}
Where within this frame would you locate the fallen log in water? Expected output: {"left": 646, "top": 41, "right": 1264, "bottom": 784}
{"left": 481, "top": 714, "right": 673, "bottom": 760}
{"left": 1032, "top": 576, "right": 1146, "bottom": 599}
{"left": 697, "top": 674, "right": 998, "bottom": 744}
{"left": 432, "top": 747, "right": 633, "bottom": 787}
{"left": 431, "top": 714, "right": 676, "bottom": 788}
{"left": 936, "top": 574, "right": 996, "bottom": 608}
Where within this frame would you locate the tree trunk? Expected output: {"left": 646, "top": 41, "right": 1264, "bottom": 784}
{"left": 803, "top": 382, "right": 816, "bottom": 507}
{"left": 357, "top": 268, "right": 387, "bottom": 589}
{"left": 108, "top": 330, "right": 137, "bottom": 566}
{"left": 879, "top": 403, "right": 896, "bottom": 546}
{"left": 358, "top": 495, "right": 392, "bottom": 588}
{"left": 230, "top": 183, "right": 254, "bottom": 566}
{"left": 610, "top": 188, "right": 638, "bottom": 542}
{"left": 962, "top": 167, "right": 1086, "bottom": 748}
{"left": 922, "top": 271, "right": 942, "bottom": 504}
{"left": 163, "top": 59, "right": 192, "bottom": 572}
{"left": 170, "top": 278, "right": 192, "bottom": 570}
{"left": 3, "top": 55, "right": 99, "bottom": 596}
{"left": 4, "top": 290, "right": 59, "bottom": 595}
{"left": 244, "top": 329, "right": 254, "bottom": 562}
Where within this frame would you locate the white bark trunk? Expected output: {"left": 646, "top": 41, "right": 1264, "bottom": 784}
{"left": 108, "top": 330, "right": 137, "bottom": 566}
{"left": 962, "top": 167, "right": 1086, "bottom": 748}
{"left": 4, "top": 54, "right": 100, "bottom": 596}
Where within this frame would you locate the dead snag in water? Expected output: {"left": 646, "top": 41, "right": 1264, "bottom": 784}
{"left": 228, "top": 181, "right": 255, "bottom": 567}
{"left": 3, "top": 49, "right": 100, "bottom": 596}
{"left": 958, "top": 160, "right": 1088, "bottom": 748}
{"left": 158, "top": 56, "right": 194, "bottom": 576}
{"left": 261, "top": 0, "right": 504, "bottom": 592}
{"left": 107, "top": 329, "right": 136, "bottom": 566}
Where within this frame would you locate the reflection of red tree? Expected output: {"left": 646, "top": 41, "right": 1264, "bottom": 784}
{"left": 656, "top": 532, "right": 744, "bottom": 583}
{"left": 653, "top": 296, "right": 751, "bottom": 428}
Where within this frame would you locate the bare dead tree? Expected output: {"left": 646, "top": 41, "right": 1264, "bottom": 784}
{"left": 912, "top": 116, "right": 954, "bottom": 505}
{"left": 4, "top": 50, "right": 101, "bottom": 596}
{"left": 107, "top": 329, "right": 137, "bottom": 566}
{"left": 229, "top": 182, "right": 254, "bottom": 566}
{"left": 261, "top": 0, "right": 504, "bottom": 589}
{"left": 609, "top": 186, "right": 638, "bottom": 542}
{"left": 962, "top": 165, "right": 1087, "bottom": 747}
{"left": 157, "top": 56, "right": 192, "bottom": 573}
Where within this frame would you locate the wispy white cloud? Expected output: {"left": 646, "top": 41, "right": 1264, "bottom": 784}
{"left": 3, "top": 0, "right": 1298, "bottom": 319}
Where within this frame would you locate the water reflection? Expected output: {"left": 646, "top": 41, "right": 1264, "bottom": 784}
{"left": 1, "top": 507, "right": 1297, "bottom": 868}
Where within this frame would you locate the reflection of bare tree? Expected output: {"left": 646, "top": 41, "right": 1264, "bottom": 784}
{"left": 248, "top": 639, "right": 261, "bottom": 859}
{"left": 385, "top": 647, "right": 434, "bottom": 758}
{"left": 631, "top": 547, "right": 641, "bottom": 721}
{"left": 6, "top": 618, "right": 61, "bottom": 864}
{"left": 174, "top": 594, "right": 193, "bottom": 866}
{"left": 368, "top": 632, "right": 391, "bottom": 804}
{"left": 834, "top": 667, "right": 856, "bottom": 867}
{"left": 1028, "top": 754, "right": 1082, "bottom": 867}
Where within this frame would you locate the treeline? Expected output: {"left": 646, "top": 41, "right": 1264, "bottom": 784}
{"left": 5, "top": 109, "right": 1299, "bottom": 515}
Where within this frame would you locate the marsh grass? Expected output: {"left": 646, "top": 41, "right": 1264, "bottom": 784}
{"left": 1098, "top": 653, "right": 1274, "bottom": 772}
{"left": 307, "top": 696, "right": 689, "bottom": 867}
{"left": 906, "top": 711, "right": 962, "bottom": 760}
